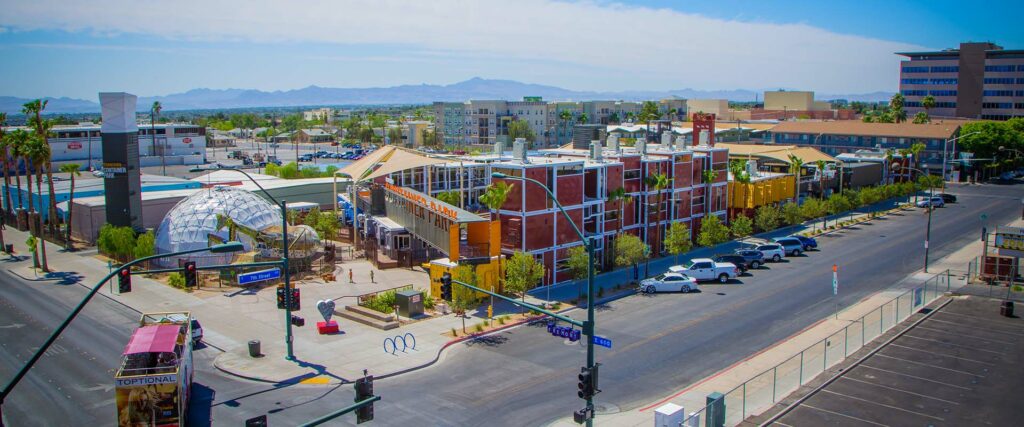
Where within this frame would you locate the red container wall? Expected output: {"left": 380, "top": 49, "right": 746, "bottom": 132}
{"left": 524, "top": 167, "right": 549, "bottom": 212}
{"left": 556, "top": 208, "right": 584, "bottom": 246}
{"left": 556, "top": 173, "right": 584, "bottom": 208}
{"left": 524, "top": 213, "right": 554, "bottom": 251}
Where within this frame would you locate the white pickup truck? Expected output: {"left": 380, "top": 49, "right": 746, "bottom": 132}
{"left": 669, "top": 258, "right": 738, "bottom": 283}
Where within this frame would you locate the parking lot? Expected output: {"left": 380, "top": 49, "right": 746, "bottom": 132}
{"left": 769, "top": 295, "right": 1024, "bottom": 426}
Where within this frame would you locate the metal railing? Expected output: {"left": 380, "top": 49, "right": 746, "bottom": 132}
{"left": 679, "top": 269, "right": 954, "bottom": 427}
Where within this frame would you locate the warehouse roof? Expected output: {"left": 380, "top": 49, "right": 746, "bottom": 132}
{"left": 716, "top": 143, "right": 836, "bottom": 164}
{"left": 770, "top": 120, "right": 961, "bottom": 139}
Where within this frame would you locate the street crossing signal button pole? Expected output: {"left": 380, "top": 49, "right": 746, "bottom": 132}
{"left": 117, "top": 268, "right": 131, "bottom": 293}
{"left": 184, "top": 261, "right": 197, "bottom": 287}
{"left": 355, "top": 373, "right": 374, "bottom": 424}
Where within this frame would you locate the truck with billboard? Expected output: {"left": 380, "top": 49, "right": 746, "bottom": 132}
{"left": 114, "top": 312, "right": 194, "bottom": 427}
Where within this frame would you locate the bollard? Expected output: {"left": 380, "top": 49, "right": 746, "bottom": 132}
{"left": 248, "top": 340, "right": 261, "bottom": 358}
{"left": 706, "top": 392, "right": 725, "bottom": 427}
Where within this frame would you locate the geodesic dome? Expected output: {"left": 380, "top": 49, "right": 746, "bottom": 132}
{"left": 154, "top": 186, "right": 282, "bottom": 267}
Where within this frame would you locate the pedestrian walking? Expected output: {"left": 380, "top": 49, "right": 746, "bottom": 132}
{"left": 370, "top": 270, "right": 375, "bottom": 283}
{"left": 349, "top": 269, "right": 354, "bottom": 283}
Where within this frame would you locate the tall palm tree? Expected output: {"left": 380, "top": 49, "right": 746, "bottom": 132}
{"left": 479, "top": 181, "right": 514, "bottom": 293}
{"left": 897, "top": 148, "right": 912, "bottom": 183}
{"left": 23, "top": 100, "right": 57, "bottom": 239}
{"left": 7, "top": 130, "right": 29, "bottom": 216}
{"left": 644, "top": 173, "right": 670, "bottom": 257}
{"left": 558, "top": 109, "right": 572, "bottom": 145}
{"left": 578, "top": 113, "right": 589, "bottom": 125}
{"left": 0, "top": 112, "right": 11, "bottom": 221}
{"left": 889, "top": 93, "right": 906, "bottom": 123}
{"left": 702, "top": 169, "right": 717, "bottom": 217}
{"left": 815, "top": 159, "right": 828, "bottom": 198}
{"left": 59, "top": 163, "right": 81, "bottom": 249}
{"left": 152, "top": 101, "right": 164, "bottom": 175}
{"left": 788, "top": 154, "right": 804, "bottom": 203}
{"left": 884, "top": 149, "right": 895, "bottom": 183}
{"left": 921, "top": 95, "right": 936, "bottom": 117}
{"left": 24, "top": 135, "right": 49, "bottom": 271}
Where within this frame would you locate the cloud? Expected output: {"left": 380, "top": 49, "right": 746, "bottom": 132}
{"left": 0, "top": 0, "right": 924, "bottom": 92}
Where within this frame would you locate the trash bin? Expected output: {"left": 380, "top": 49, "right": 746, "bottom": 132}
{"left": 248, "top": 340, "right": 261, "bottom": 358}
{"left": 1001, "top": 301, "right": 1014, "bottom": 318}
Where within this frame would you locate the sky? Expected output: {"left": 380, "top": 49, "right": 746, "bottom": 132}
{"left": 0, "top": 0, "right": 1021, "bottom": 100}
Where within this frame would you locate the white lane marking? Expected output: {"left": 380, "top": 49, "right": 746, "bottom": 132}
{"left": 874, "top": 353, "right": 984, "bottom": 377}
{"left": 925, "top": 318, "right": 1024, "bottom": 337}
{"left": 798, "top": 403, "right": 890, "bottom": 426}
{"left": 820, "top": 389, "right": 945, "bottom": 421}
{"left": 912, "top": 325, "right": 1017, "bottom": 345}
{"left": 901, "top": 335, "right": 1006, "bottom": 355}
{"left": 857, "top": 365, "right": 973, "bottom": 390}
{"left": 887, "top": 343, "right": 995, "bottom": 365}
{"left": 838, "top": 376, "right": 960, "bottom": 405}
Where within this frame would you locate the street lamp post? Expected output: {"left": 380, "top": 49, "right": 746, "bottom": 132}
{"left": 0, "top": 242, "right": 244, "bottom": 415}
{"left": 900, "top": 165, "right": 936, "bottom": 272}
{"left": 942, "top": 131, "right": 979, "bottom": 190}
{"left": 493, "top": 172, "right": 598, "bottom": 426}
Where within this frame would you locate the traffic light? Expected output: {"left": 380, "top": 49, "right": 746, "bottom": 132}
{"left": 354, "top": 374, "right": 374, "bottom": 424}
{"left": 577, "top": 364, "right": 600, "bottom": 399}
{"left": 117, "top": 268, "right": 132, "bottom": 293}
{"left": 183, "top": 261, "right": 197, "bottom": 287}
{"left": 290, "top": 288, "right": 301, "bottom": 311}
{"left": 440, "top": 272, "right": 452, "bottom": 301}
{"left": 276, "top": 285, "right": 286, "bottom": 309}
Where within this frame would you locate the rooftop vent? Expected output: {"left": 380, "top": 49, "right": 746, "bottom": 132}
{"left": 636, "top": 138, "right": 647, "bottom": 155}
{"left": 590, "top": 141, "right": 603, "bottom": 162}
{"left": 494, "top": 140, "right": 505, "bottom": 156}
{"left": 661, "top": 131, "right": 673, "bottom": 150}
{"left": 512, "top": 138, "right": 528, "bottom": 163}
{"left": 606, "top": 134, "right": 620, "bottom": 153}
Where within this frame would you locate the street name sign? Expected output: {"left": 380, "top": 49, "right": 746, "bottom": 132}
{"left": 238, "top": 268, "right": 281, "bottom": 285}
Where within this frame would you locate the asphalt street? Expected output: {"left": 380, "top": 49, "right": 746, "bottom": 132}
{"left": 0, "top": 182, "right": 1020, "bottom": 426}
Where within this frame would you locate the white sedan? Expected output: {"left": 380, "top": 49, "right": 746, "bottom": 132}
{"left": 640, "top": 273, "right": 699, "bottom": 293}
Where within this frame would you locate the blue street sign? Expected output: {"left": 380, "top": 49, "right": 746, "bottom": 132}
{"left": 547, "top": 323, "right": 581, "bottom": 342}
{"left": 593, "top": 335, "right": 613, "bottom": 349}
{"left": 238, "top": 268, "right": 281, "bottom": 285}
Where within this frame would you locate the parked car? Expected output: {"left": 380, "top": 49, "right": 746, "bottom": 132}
{"left": 998, "top": 171, "right": 1016, "bottom": 182}
{"left": 713, "top": 254, "right": 751, "bottom": 273}
{"left": 915, "top": 196, "right": 945, "bottom": 208}
{"left": 190, "top": 319, "right": 203, "bottom": 344}
{"left": 298, "top": 154, "right": 314, "bottom": 162}
{"left": 772, "top": 237, "right": 805, "bottom": 256}
{"left": 732, "top": 249, "right": 766, "bottom": 269}
{"left": 752, "top": 243, "right": 786, "bottom": 262}
{"left": 789, "top": 235, "right": 818, "bottom": 251}
{"left": 640, "top": 273, "right": 699, "bottom": 293}
{"left": 668, "top": 258, "right": 738, "bottom": 283}
{"left": 937, "top": 193, "right": 957, "bottom": 203}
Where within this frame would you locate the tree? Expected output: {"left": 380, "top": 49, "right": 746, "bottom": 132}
{"left": 608, "top": 112, "right": 620, "bottom": 124}
{"left": 912, "top": 111, "right": 930, "bottom": 124}
{"left": 507, "top": 119, "right": 536, "bottom": 146}
{"left": 877, "top": 111, "right": 895, "bottom": 123}
{"left": 889, "top": 93, "right": 906, "bottom": 123}
{"left": 605, "top": 186, "right": 631, "bottom": 267}
{"left": 24, "top": 131, "right": 50, "bottom": 271}
{"left": 98, "top": 224, "right": 136, "bottom": 263}
{"left": 909, "top": 142, "right": 926, "bottom": 176}
{"left": 754, "top": 204, "right": 782, "bottom": 232}
{"left": 815, "top": 159, "right": 828, "bottom": 198}
{"left": 577, "top": 113, "right": 589, "bottom": 125}
{"left": 730, "top": 159, "right": 751, "bottom": 216}
{"left": 7, "top": 129, "right": 31, "bottom": 235}
{"left": 697, "top": 214, "right": 730, "bottom": 247}
{"left": 479, "top": 181, "right": 514, "bottom": 230}
{"left": 782, "top": 202, "right": 803, "bottom": 226}
{"left": 558, "top": 109, "right": 573, "bottom": 144}
{"left": 566, "top": 245, "right": 591, "bottom": 281}
{"left": 639, "top": 101, "right": 660, "bottom": 141}
{"left": 505, "top": 251, "right": 545, "bottom": 311}
{"left": 884, "top": 149, "right": 895, "bottom": 183}
{"left": 702, "top": 169, "right": 717, "bottom": 219}
{"left": 663, "top": 222, "right": 692, "bottom": 265}
{"left": 800, "top": 198, "right": 828, "bottom": 230}
{"left": 25, "top": 100, "right": 58, "bottom": 243}
{"left": 644, "top": 173, "right": 670, "bottom": 256}
{"left": 59, "top": 163, "right": 81, "bottom": 249}
{"left": 387, "top": 127, "right": 403, "bottom": 146}
{"left": 826, "top": 193, "right": 852, "bottom": 227}
{"left": 614, "top": 233, "right": 648, "bottom": 282}
{"left": 0, "top": 113, "right": 11, "bottom": 221}
{"left": 437, "top": 191, "right": 460, "bottom": 207}
{"left": 133, "top": 230, "right": 156, "bottom": 259}
{"left": 451, "top": 264, "right": 479, "bottom": 332}
{"left": 152, "top": 101, "right": 164, "bottom": 175}
{"left": 788, "top": 154, "right": 803, "bottom": 202}
{"left": 730, "top": 214, "right": 753, "bottom": 238}
{"left": 861, "top": 113, "right": 874, "bottom": 123}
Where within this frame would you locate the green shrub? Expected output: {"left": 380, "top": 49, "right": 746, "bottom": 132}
{"left": 474, "top": 323, "right": 484, "bottom": 332}
{"left": 364, "top": 290, "right": 397, "bottom": 314}
{"left": 497, "top": 316, "right": 506, "bottom": 325}
{"left": 552, "top": 302, "right": 562, "bottom": 310}
{"left": 451, "top": 328, "right": 457, "bottom": 337}
{"left": 168, "top": 272, "right": 185, "bottom": 289}
{"left": 423, "top": 296, "right": 435, "bottom": 311}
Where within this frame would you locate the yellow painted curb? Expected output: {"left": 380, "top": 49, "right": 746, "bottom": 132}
{"left": 299, "top": 376, "right": 331, "bottom": 384}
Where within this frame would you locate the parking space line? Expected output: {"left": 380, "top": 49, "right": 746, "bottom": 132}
{"left": 799, "top": 403, "right": 890, "bottom": 426}
{"left": 901, "top": 335, "right": 1007, "bottom": 355}
{"left": 924, "top": 318, "right": 1024, "bottom": 337}
{"left": 820, "top": 389, "right": 945, "bottom": 421}
{"left": 874, "top": 353, "right": 984, "bottom": 377}
{"left": 857, "top": 365, "right": 973, "bottom": 390}
{"left": 887, "top": 343, "right": 996, "bottom": 365}
{"left": 934, "top": 310, "right": 1006, "bottom": 322}
{"left": 912, "top": 325, "right": 1017, "bottom": 345}
{"left": 838, "top": 376, "right": 960, "bottom": 405}
{"left": 770, "top": 421, "right": 795, "bottom": 427}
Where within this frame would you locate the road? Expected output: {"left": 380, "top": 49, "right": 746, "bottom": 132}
{"left": 0, "top": 182, "right": 1019, "bottom": 426}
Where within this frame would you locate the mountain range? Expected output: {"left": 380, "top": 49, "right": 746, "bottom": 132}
{"left": 0, "top": 78, "right": 893, "bottom": 114}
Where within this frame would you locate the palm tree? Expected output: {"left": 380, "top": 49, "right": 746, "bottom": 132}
{"left": 889, "top": 93, "right": 906, "bottom": 123}
{"left": 7, "top": 129, "right": 29, "bottom": 217}
{"left": 643, "top": 173, "right": 670, "bottom": 257}
{"left": 815, "top": 159, "right": 828, "bottom": 198}
{"left": 897, "top": 148, "right": 912, "bottom": 183}
{"left": 701, "top": 169, "right": 717, "bottom": 217}
{"left": 0, "top": 112, "right": 11, "bottom": 221}
{"left": 152, "top": 101, "right": 164, "bottom": 175}
{"left": 23, "top": 100, "right": 58, "bottom": 239}
{"left": 558, "top": 109, "right": 572, "bottom": 145}
{"left": 578, "top": 113, "right": 589, "bottom": 125}
{"left": 605, "top": 186, "right": 631, "bottom": 267}
{"left": 479, "top": 181, "right": 514, "bottom": 296}
{"left": 921, "top": 95, "right": 936, "bottom": 117}
{"left": 24, "top": 135, "right": 49, "bottom": 271}
{"left": 884, "top": 149, "right": 895, "bottom": 183}
{"left": 788, "top": 154, "right": 804, "bottom": 203}
{"left": 59, "top": 163, "right": 81, "bottom": 250}
{"left": 729, "top": 160, "right": 750, "bottom": 218}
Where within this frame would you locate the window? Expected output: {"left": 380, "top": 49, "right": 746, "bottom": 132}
{"left": 985, "top": 65, "right": 1015, "bottom": 72}
{"left": 901, "top": 66, "right": 929, "bottom": 73}
{"left": 1016, "top": 103, "right": 1024, "bottom": 109}
{"left": 623, "top": 169, "right": 641, "bottom": 180}
{"left": 934, "top": 102, "right": 956, "bottom": 108}
{"left": 983, "top": 90, "right": 1014, "bottom": 97}
{"left": 982, "top": 115, "right": 1012, "bottom": 120}
{"left": 929, "top": 90, "right": 957, "bottom": 97}
{"left": 930, "top": 66, "right": 958, "bottom": 73}
{"left": 984, "top": 78, "right": 1015, "bottom": 85}
{"left": 901, "top": 90, "right": 927, "bottom": 96}
{"left": 982, "top": 103, "right": 1012, "bottom": 109}
{"left": 1018, "top": 91, "right": 1024, "bottom": 97}
{"left": 555, "top": 165, "right": 582, "bottom": 176}
{"left": 905, "top": 102, "right": 921, "bottom": 107}
{"left": 930, "top": 78, "right": 957, "bottom": 85}
{"left": 1018, "top": 78, "right": 1024, "bottom": 85}
{"left": 901, "top": 78, "right": 928, "bottom": 85}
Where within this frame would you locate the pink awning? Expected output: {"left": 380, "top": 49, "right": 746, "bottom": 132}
{"left": 123, "top": 324, "right": 180, "bottom": 355}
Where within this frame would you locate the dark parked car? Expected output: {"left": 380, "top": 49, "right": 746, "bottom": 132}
{"left": 713, "top": 254, "right": 750, "bottom": 273}
{"left": 938, "top": 193, "right": 957, "bottom": 203}
{"left": 789, "top": 235, "right": 818, "bottom": 251}
{"left": 733, "top": 249, "right": 766, "bottom": 269}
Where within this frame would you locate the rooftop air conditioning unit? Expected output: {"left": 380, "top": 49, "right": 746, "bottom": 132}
{"left": 590, "top": 141, "right": 603, "bottom": 161}
{"left": 512, "top": 138, "right": 528, "bottom": 163}
{"left": 746, "top": 160, "right": 758, "bottom": 178}
{"left": 661, "top": 131, "right": 673, "bottom": 150}
{"left": 636, "top": 138, "right": 647, "bottom": 155}
{"left": 607, "top": 134, "right": 620, "bottom": 152}
{"left": 494, "top": 140, "right": 505, "bottom": 156}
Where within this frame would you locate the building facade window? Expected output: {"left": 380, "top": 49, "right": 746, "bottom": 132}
{"left": 983, "top": 90, "right": 1014, "bottom": 97}
{"left": 984, "top": 65, "right": 1016, "bottom": 72}
{"left": 983, "top": 78, "right": 1015, "bottom": 85}
{"left": 929, "top": 90, "right": 957, "bottom": 96}
{"left": 982, "top": 102, "right": 1013, "bottom": 109}
{"left": 901, "top": 66, "right": 929, "bottom": 73}
{"left": 901, "top": 90, "right": 928, "bottom": 96}
{"left": 901, "top": 78, "right": 928, "bottom": 85}
{"left": 930, "top": 78, "right": 958, "bottom": 85}
{"left": 929, "top": 66, "right": 959, "bottom": 73}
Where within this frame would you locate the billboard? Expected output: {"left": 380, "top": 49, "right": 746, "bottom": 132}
{"left": 994, "top": 227, "right": 1024, "bottom": 258}
{"left": 115, "top": 381, "right": 180, "bottom": 427}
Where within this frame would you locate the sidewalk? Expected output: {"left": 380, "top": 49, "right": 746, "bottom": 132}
{"left": 547, "top": 215, "right": 1023, "bottom": 427}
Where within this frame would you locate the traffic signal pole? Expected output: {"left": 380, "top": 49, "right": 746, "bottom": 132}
{"left": 282, "top": 200, "right": 294, "bottom": 360}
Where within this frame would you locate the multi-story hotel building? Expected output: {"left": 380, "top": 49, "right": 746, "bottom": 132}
{"left": 897, "top": 42, "right": 1024, "bottom": 120}
{"left": 3, "top": 123, "right": 207, "bottom": 170}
